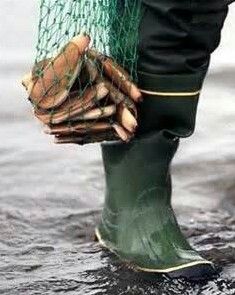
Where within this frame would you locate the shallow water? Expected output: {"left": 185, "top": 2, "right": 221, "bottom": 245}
{"left": 0, "top": 1, "right": 235, "bottom": 294}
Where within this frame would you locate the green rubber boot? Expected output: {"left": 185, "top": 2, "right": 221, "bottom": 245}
{"left": 95, "top": 0, "right": 228, "bottom": 280}
{"left": 96, "top": 73, "right": 217, "bottom": 280}
{"left": 96, "top": 133, "right": 215, "bottom": 279}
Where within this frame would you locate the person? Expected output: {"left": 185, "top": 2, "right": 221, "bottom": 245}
{"left": 95, "top": 0, "right": 231, "bottom": 280}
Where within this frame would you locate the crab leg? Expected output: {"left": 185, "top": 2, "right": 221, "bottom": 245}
{"left": 71, "top": 104, "right": 116, "bottom": 121}
{"left": 87, "top": 49, "right": 142, "bottom": 103}
{"left": 112, "top": 123, "right": 133, "bottom": 142}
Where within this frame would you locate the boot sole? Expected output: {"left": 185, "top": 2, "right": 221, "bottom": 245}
{"left": 95, "top": 228, "right": 216, "bottom": 279}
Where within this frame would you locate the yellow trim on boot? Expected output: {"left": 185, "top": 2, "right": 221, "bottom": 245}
{"left": 95, "top": 228, "right": 213, "bottom": 274}
{"left": 140, "top": 89, "right": 200, "bottom": 97}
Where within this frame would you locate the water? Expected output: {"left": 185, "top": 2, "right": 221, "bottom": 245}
{"left": 0, "top": 1, "right": 234, "bottom": 294}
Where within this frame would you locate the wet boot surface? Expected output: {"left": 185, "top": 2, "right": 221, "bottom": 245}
{"left": 0, "top": 121, "right": 234, "bottom": 294}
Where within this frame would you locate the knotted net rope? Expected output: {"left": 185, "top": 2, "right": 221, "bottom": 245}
{"left": 23, "top": 0, "right": 143, "bottom": 145}
{"left": 36, "top": 0, "right": 141, "bottom": 79}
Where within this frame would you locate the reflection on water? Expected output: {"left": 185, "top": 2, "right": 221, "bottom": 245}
{"left": 0, "top": 202, "right": 234, "bottom": 294}
{"left": 0, "top": 121, "right": 234, "bottom": 294}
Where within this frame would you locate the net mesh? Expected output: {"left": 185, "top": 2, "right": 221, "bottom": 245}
{"left": 23, "top": 0, "right": 143, "bottom": 145}
{"left": 36, "top": 0, "right": 141, "bottom": 78}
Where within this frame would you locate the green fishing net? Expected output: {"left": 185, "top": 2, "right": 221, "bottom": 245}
{"left": 26, "top": 0, "right": 143, "bottom": 145}
{"left": 36, "top": 0, "right": 141, "bottom": 79}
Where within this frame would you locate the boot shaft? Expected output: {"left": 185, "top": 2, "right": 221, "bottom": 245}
{"left": 102, "top": 132, "right": 179, "bottom": 210}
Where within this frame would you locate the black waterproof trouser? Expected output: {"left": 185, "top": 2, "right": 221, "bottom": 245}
{"left": 134, "top": 0, "right": 230, "bottom": 138}
{"left": 137, "top": 0, "right": 229, "bottom": 93}
{"left": 98, "top": 1, "right": 232, "bottom": 277}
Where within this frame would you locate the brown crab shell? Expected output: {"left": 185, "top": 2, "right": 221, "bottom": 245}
{"left": 34, "top": 82, "right": 109, "bottom": 125}
{"left": 25, "top": 34, "right": 91, "bottom": 110}
{"left": 54, "top": 130, "right": 118, "bottom": 145}
{"left": 44, "top": 121, "right": 113, "bottom": 136}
